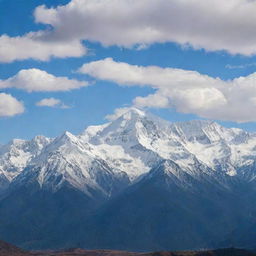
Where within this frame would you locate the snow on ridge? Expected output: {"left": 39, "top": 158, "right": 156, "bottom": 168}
{"left": 1, "top": 108, "right": 256, "bottom": 193}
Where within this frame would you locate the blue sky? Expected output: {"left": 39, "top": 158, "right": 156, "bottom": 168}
{"left": 1, "top": 0, "right": 256, "bottom": 143}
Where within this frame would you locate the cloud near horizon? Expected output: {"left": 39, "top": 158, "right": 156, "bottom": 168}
{"left": 79, "top": 58, "right": 256, "bottom": 123}
{"left": 0, "top": 93, "right": 25, "bottom": 117}
{"left": 36, "top": 98, "right": 70, "bottom": 109}
{"left": 0, "top": 69, "right": 88, "bottom": 92}
{"left": 2, "top": 0, "right": 256, "bottom": 62}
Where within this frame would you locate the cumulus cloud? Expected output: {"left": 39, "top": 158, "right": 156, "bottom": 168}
{"left": 0, "top": 69, "right": 87, "bottom": 92}
{"left": 79, "top": 58, "right": 256, "bottom": 123}
{"left": 135, "top": 93, "right": 170, "bottom": 108}
{"left": 0, "top": 33, "right": 86, "bottom": 63}
{"left": 36, "top": 98, "right": 70, "bottom": 108}
{"left": 0, "top": 93, "right": 25, "bottom": 117}
{"left": 33, "top": 0, "right": 256, "bottom": 56}
{"left": 2, "top": 0, "right": 256, "bottom": 62}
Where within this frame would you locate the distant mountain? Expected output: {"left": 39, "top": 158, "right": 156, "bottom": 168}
{"left": 0, "top": 108, "right": 256, "bottom": 250}
{"left": 0, "top": 240, "right": 255, "bottom": 256}
{"left": 0, "top": 136, "right": 51, "bottom": 194}
{"left": 0, "top": 240, "right": 28, "bottom": 256}
{"left": 26, "top": 248, "right": 256, "bottom": 256}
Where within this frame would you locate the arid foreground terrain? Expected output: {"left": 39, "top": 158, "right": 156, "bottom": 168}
{"left": 0, "top": 240, "right": 255, "bottom": 256}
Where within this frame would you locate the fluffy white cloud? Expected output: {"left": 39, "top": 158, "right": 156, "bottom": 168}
{"left": 79, "top": 58, "right": 256, "bottom": 123}
{"left": 134, "top": 93, "right": 170, "bottom": 109}
{"left": 0, "top": 32, "right": 86, "bottom": 63}
{"left": 36, "top": 97, "right": 60, "bottom": 107}
{"left": 2, "top": 0, "right": 256, "bottom": 62}
{"left": 0, "top": 93, "right": 25, "bottom": 117}
{"left": 0, "top": 69, "right": 88, "bottom": 92}
{"left": 79, "top": 58, "right": 221, "bottom": 89}
{"left": 36, "top": 98, "right": 70, "bottom": 108}
{"left": 33, "top": 0, "right": 256, "bottom": 56}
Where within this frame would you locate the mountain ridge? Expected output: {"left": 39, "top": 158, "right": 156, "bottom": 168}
{"left": 1, "top": 108, "right": 255, "bottom": 191}
{"left": 0, "top": 108, "right": 256, "bottom": 250}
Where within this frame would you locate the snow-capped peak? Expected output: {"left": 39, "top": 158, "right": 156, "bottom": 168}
{"left": 0, "top": 135, "right": 51, "bottom": 182}
{"left": 54, "top": 131, "right": 79, "bottom": 146}
{"left": 1, "top": 109, "right": 256, "bottom": 195}
{"left": 119, "top": 107, "right": 146, "bottom": 120}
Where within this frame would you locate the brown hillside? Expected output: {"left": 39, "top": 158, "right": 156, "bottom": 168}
{"left": 0, "top": 241, "right": 255, "bottom": 256}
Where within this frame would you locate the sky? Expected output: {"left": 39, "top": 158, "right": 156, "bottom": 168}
{"left": 1, "top": 0, "right": 256, "bottom": 143}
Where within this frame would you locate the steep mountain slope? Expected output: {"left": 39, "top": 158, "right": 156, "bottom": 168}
{"left": 12, "top": 131, "right": 130, "bottom": 197}
{"left": 0, "top": 108, "right": 256, "bottom": 250}
{"left": 0, "top": 136, "right": 51, "bottom": 193}
{"left": 75, "top": 160, "right": 255, "bottom": 251}
{"left": 82, "top": 108, "right": 256, "bottom": 185}
{"left": 2, "top": 108, "right": 256, "bottom": 193}
{"left": 170, "top": 120, "right": 256, "bottom": 178}
{"left": 0, "top": 132, "right": 130, "bottom": 249}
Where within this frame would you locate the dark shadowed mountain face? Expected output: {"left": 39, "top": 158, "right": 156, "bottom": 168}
{"left": 0, "top": 109, "right": 256, "bottom": 250}
{"left": 74, "top": 160, "right": 256, "bottom": 251}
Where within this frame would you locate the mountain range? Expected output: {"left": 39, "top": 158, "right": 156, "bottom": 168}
{"left": 0, "top": 239, "right": 255, "bottom": 256}
{"left": 0, "top": 108, "right": 256, "bottom": 251}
